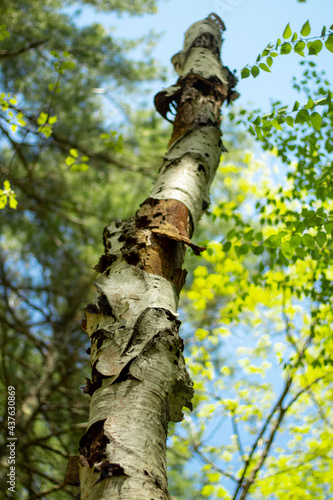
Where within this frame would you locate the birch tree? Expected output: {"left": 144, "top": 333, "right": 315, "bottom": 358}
{"left": 66, "top": 13, "right": 238, "bottom": 499}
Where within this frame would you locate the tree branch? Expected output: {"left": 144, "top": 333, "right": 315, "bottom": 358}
{"left": 0, "top": 39, "right": 49, "bottom": 59}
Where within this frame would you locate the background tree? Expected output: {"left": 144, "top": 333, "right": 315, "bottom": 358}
{"left": 0, "top": 1, "right": 167, "bottom": 498}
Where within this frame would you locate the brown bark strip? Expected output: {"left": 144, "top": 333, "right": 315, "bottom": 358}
{"left": 168, "top": 75, "right": 227, "bottom": 146}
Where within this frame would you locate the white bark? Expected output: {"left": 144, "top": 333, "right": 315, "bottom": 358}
{"left": 67, "top": 13, "right": 237, "bottom": 500}
{"left": 151, "top": 126, "right": 222, "bottom": 229}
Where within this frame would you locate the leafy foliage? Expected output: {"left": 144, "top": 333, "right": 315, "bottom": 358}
{"left": 0, "top": 0, "right": 166, "bottom": 498}
{"left": 241, "top": 21, "right": 333, "bottom": 79}
{"left": 167, "top": 14, "right": 333, "bottom": 500}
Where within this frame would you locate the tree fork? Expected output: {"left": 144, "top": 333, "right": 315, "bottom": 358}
{"left": 65, "top": 13, "right": 238, "bottom": 499}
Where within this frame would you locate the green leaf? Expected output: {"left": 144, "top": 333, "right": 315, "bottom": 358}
{"left": 234, "top": 245, "right": 241, "bottom": 258}
{"left": 266, "top": 56, "right": 273, "bottom": 67}
{"left": 295, "top": 247, "right": 307, "bottom": 259}
{"left": 71, "top": 163, "right": 89, "bottom": 172}
{"left": 292, "top": 100, "right": 300, "bottom": 112}
{"left": 261, "top": 48, "right": 270, "bottom": 57}
{"left": 311, "top": 248, "right": 320, "bottom": 260}
{"left": 223, "top": 241, "right": 232, "bottom": 252}
{"left": 37, "top": 112, "right": 48, "bottom": 125}
{"left": 304, "top": 97, "right": 315, "bottom": 109}
{"left": 0, "top": 195, "right": 7, "bottom": 209}
{"left": 244, "top": 229, "right": 254, "bottom": 242}
{"left": 239, "top": 244, "right": 250, "bottom": 255}
{"left": 290, "top": 234, "right": 302, "bottom": 248}
{"left": 307, "top": 40, "right": 323, "bottom": 55}
{"left": 325, "top": 34, "right": 333, "bottom": 53}
{"left": 324, "top": 222, "right": 333, "bottom": 233}
{"left": 294, "top": 40, "right": 306, "bottom": 56}
{"left": 286, "top": 116, "right": 294, "bottom": 127}
{"left": 264, "top": 232, "right": 287, "bottom": 248}
{"left": 281, "top": 241, "right": 294, "bottom": 259}
{"left": 321, "top": 26, "right": 326, "bottom": 37}
{"left": 251, "top": 66, "right": 260, "bottom": 78}
{"left": 69, "top": 148, "right": 79, "bottom": 158}
{"left": 310, "top": 112, "right": 322, "bottom": 131}
{"left": 259, "top": 63, "right": 271, "bottom": 72}
{"left": 295, "top": 109, "right": 309, "bottom": 124}
{"left": 283, "top": 23, "right": 292, "bottom": 39}
{"left": 241, "top": 67, "right": 250, "bottom": 79}
{"left": 295, "top": 222, "right": 306, "bottom": 233}
{"left": 65, "top": 156, "right": 76, "bottom": 166}
{"left": 9, "top": 195, "right": 18, "bottom": 209}
{"left": 280, "top": 43, "right": 292, "bottom": 54}
{"left": 227, "top": 229, "right": 236, "bottom": 240}
{"left": 302, "top": 233, "right": 316, "bottom": 249}
{"left": 253, "top": 245, "right": 264, "bottom": 255}
{"left": 255, "top": 125, "right": 264, "bottom": 141}
{"left": 0, "top": 24, "right": 9, "bottom": 42}
{"left": 316, "top": 231, "right": 326, "bottom": 247}
{"left": 271, "top": 119, "right": 283, "bottom": 130}
{"left": 300, "top": 20, "right": 311, "bottom": 36}
{"left": 48, "top": 115, "right": 57, "bottom": 124}
{"left": 63, "top": 61, "right": 76, "bottom": 70}
{"left": 292, "top": 32, "right": 298, "bottom": 42}
{"left": 254, "top": 231, "right": 263, "bottom": 241}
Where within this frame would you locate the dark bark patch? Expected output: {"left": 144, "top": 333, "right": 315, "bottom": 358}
{"left": 94, "top": 253, "right": 117, "bottom": 273}
{"left": 135, "top": 214, "right": 150, "bottom": 227}
{"left": 124, "top": 251, "right": 140, "bottom": 266}
{"left": 96, "top": 462, "right": 128, "bottom": 483}
{"left": 79, "top": 420, "right": 109, "bottom": 467}
{"left": 94, "top": 330, "right": 107, "bottom": 350}
{"left": 84, "top": 303, "right": 100, "bottom": 315}
{"left": 97, "top": 294, "right": 113, "bottom": 316}
{"left": 124, "top": 235, "right": 138, "bottom": 247}
{"left": 81, "top": 377, "right": 94, "bottom": 396}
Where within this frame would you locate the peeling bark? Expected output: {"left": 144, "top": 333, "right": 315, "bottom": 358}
{"left": 67, "top": 13, "right": 238, "bottom": 499}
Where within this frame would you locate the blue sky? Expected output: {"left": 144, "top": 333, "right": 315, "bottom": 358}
{"left": 75, "top": 0, "right": 333, "bottom": 113}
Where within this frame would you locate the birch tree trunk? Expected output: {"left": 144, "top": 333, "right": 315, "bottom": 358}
{"left": 65, "top": 13, "right": 238, "bottom": 499}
